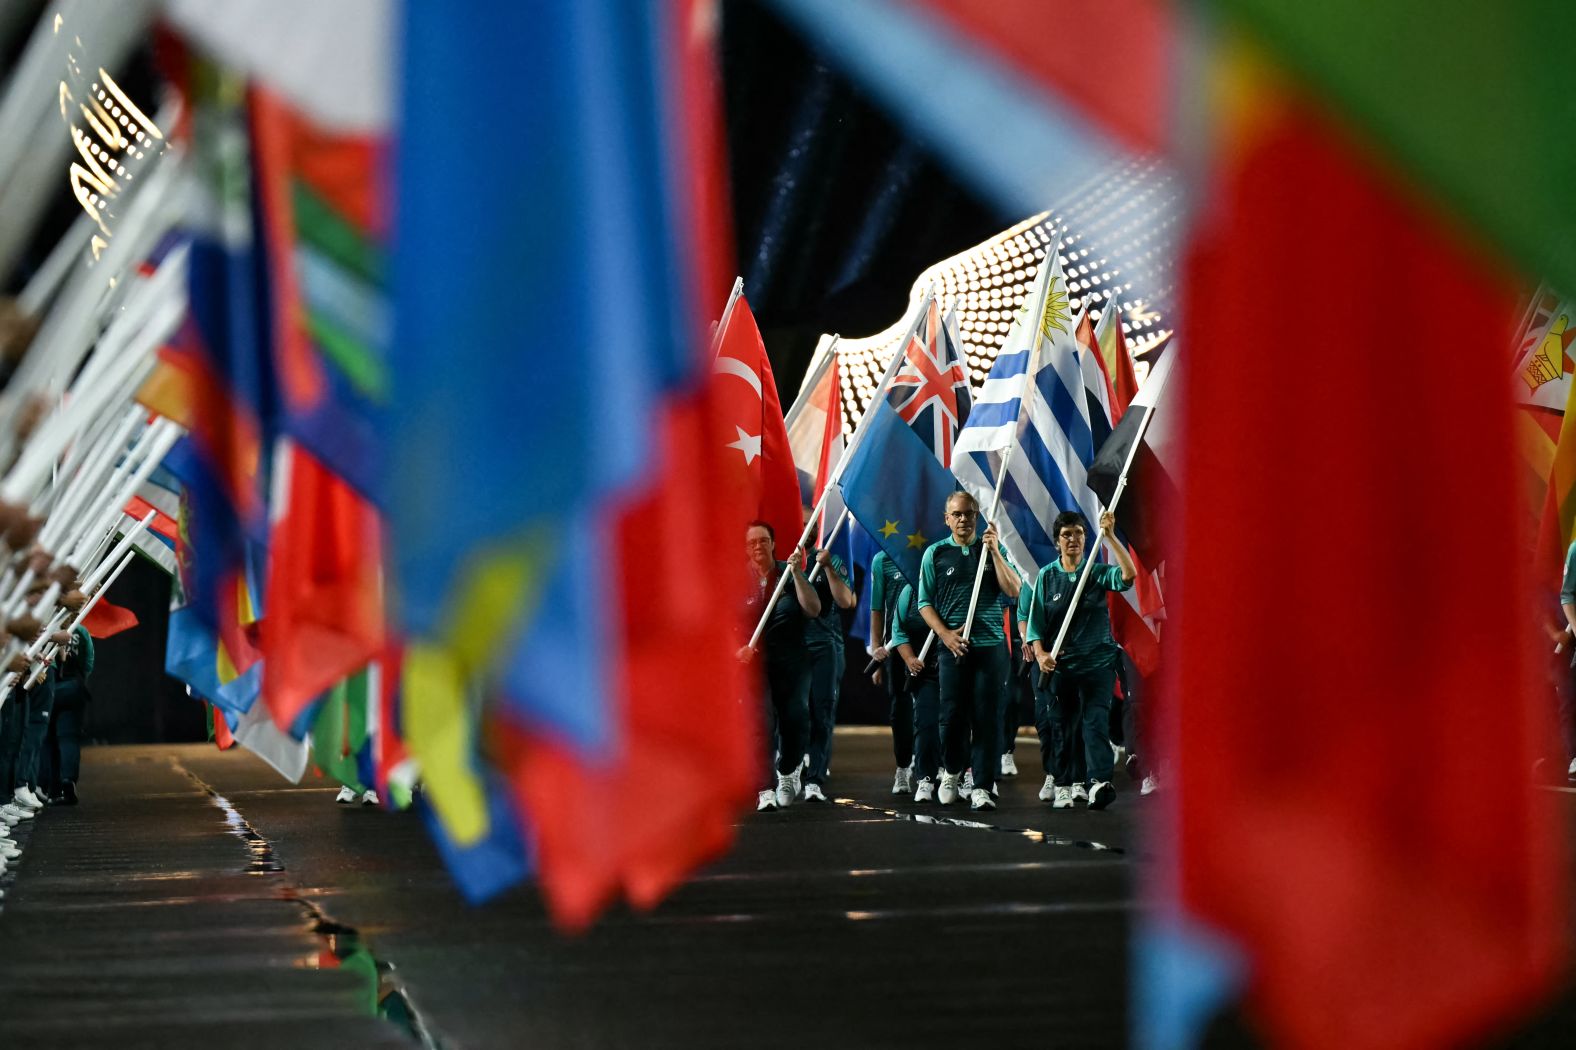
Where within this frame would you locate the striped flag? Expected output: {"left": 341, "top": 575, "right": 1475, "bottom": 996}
{"left": 953, "top": 237, "right": 1160, "bottom": 670}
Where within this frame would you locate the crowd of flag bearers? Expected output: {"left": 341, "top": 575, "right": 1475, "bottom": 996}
{"left": 744, "top": 489, "right": 1145, "bottom": 815}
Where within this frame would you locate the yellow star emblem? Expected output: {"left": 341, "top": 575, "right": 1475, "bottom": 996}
{"left": 879, "top": 520, "right": 900, "bottom": 539}
{"left": 1039, "top": 274, "right": 1071, "bottom": 339}
{"left": 906, "top": 530, "right": 927, "bottom": 549}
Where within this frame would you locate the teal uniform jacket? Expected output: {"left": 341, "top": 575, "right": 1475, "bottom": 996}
{"left": 869, "top": 551, "right": 906, "bottom": 647}
{"left": 1024, "top": 559, "right": 1132, "bottom": 674}
{"left": 916, "top": 534, "right": 1012, "bottom": 646}
{"left": 746, "top": 561, "right": 812, "bottom": 666}
{"left": 805, "top": 549, "right": 850, "bottom": 653}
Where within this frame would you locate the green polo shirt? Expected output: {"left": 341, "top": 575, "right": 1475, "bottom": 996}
{"left": 1024, "top": 558, "right": 1132, "bottom": 674}
{"left": 916, "top": 534, "right": 1011, "bottom": 646}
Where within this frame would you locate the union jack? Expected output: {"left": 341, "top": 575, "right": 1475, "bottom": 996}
{"left": 885, "top": 296, "right": 973, "bottom": 467}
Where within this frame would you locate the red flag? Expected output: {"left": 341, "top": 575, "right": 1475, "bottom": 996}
{"left": 713, "top": 295, "right": 803, "bottom": 559}
{"left": 81, "top": 600, "right": 139, "bottom": 639}
{"left": 1168, "top": 59, "right": 1566, "bottom": 1049}
{"left": 259, "top": 444, "right": 384, "bottom": 731}
{"left": 490, "top": 0, "right": 757, "bottom": 929}
{"left": 496, "top": 370, "right": 756, "bottom": 928}
{"left": 211, "top": 703, "right": 235, "bottom": 751}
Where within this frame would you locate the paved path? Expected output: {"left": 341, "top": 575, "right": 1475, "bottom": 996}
{"left": 3, "top": 734, "right": 1573, "bottom": 1048}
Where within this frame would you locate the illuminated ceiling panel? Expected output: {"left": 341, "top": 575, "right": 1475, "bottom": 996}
{"left": 814, "top": 156, "right": 1179, "bottom": 429}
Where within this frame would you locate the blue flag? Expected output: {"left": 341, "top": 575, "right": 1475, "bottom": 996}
{"left": 839, "top": 400, "right": 961, "bottom": 588}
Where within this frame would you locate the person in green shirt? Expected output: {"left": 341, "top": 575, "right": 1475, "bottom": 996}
{"left": 888, "top": 579, "right": 942, "bottom": 800}
{"left": 868, "top": 550, "right": 915, "bottom": 795}
{"left": 741, "top": 520, "right": 822, "bottom": 811}
{"left": 1025, "top": 509, "right": 1135, "bottom": 810}
{"left": 802, "top": 516, "right": 857, "bottom": 803}
{"left": 917, "top": 490, "right": 1020, "bottom": 810}
{"left": 44, "top": 623, "right": 93, "bottom": 804}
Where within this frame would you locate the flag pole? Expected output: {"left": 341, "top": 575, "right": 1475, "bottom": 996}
{"left": 1045, "top": 394, "right": 1160, "bottom": 660}
{"left": 746, "top": 292, "right": 932, "bottom": 650}
{"left": 708, "top": 276, "right": 745, "bottom": 359}
{"left": 806, "top": 508, "right": 850, "bottom": 583}
{"left": 916, "top": 250, "right": 1060, "bottom": 663}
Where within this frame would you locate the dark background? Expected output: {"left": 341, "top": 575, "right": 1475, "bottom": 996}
{"left": 0, "top": 0, "right": 1016, "bottom": 738}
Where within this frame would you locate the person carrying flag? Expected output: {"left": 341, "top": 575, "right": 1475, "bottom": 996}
{"left": 887, "top": 578, "right": 943, "bottom": 801}
{"left": 741, "top": 520, "right": 821, "bottom": 810}
{"left": 802, "top": 517, "right": 857, "bottom": 804}
{"left": 917, "top": 491, "right": 1019, "bottom": 810}
{"left": 869, "top": 549, "right": 914, "bottom": 795}
{"left": 1025, "top": 509, "right": 1136, "bottom": 810}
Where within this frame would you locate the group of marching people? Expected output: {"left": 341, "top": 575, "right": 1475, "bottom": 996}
{"left": 745, "top": 490, "right": 1153, "bottom": 813}
{"left": 0, "top": 615, "right": 95, "bottom": 892}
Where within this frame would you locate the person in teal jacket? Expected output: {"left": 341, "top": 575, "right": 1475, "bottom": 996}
{"left": 45, "top": 623, "right": 93, "bottom": 804}
{"left": 1024, "top": 509, "right": 1135, "bottom": 810}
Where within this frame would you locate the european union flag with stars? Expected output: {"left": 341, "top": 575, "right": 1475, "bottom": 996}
{"left": 838, "top": 399, "right": 961, "bottom": 586}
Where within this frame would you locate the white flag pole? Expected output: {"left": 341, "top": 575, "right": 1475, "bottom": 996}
{"left": 805, "top": 507, "right": 850, "bottom": 583}
{"left": 745, "top": 292, "right": 932, "bottom": 650}
{"left": 1045, "top": 396, "right": 1160, "bottom": 661}
{"left": 708, "top": 276, "right": 745, "bottom": 359}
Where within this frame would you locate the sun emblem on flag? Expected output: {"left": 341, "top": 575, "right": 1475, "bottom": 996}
{"left": 1040, "top": 274, "right": 1071, "bottom": 339}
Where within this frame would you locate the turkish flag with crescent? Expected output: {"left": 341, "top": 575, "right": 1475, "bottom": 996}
{"left": 713, "top": 295, "right": 803, "bottom": 559}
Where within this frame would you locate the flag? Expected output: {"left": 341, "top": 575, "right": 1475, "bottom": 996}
{"left": 247, "top": 80, "right": 388, "bottom": 733}
{"left": 839, "top": 291, "right": 971, "bottom": 588}
{"left": 120, "top": 468, "right": 181, "bottom": 575}
{"left": 80, "top": 598, "right": 138, "bottom": 639}
{"left": 1092, "top": 296, "right": 1140, "bottom": 415}
{"left": 786, "top": 349, "right": 842, "bottom": 507}
{"left": 714, "top": 293, "right": 803, "bottom": 557}
{"left": 840, "top": 401, "right": 961, "bottom": 588}
{"left": 1143, "top": 34, "right": 1566, "bottom": 1050}
{"left": 454, "top": 0, "right": 754, "bottom": 926}
{"left": 1513, "top": 287, "right": 1575, "bottom": 411}
{"left": 310, "top": 663, "right": 373, "bottom": 790}
{"left": 1087, "top": 351, "right": 1177, "bottom": 565}
{"left": 953, "top": 249, "right": 1161, "bottom": 672}
{"left": 229, "top": 686, "right": 311, "bottom": 782}
{"left": 388, "top": 0, "right": 697, "bottom": 642}
{"left": 839, "top": 518, "right": 880, "bottom": 645}
{"left": 888, "top": 294, "right": 973, "bottom": 469}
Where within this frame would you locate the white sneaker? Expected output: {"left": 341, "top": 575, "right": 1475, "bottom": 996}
{"left": 1052, "top": 785, "right": 1074, "bottom": 809}
{"left": 0, "top": 808, "right": 19, "bottom": 826}
{"left": 913, "top": 778, "right": 936, "bottom": 803}
{"left": 892, "top": 767, "right": 913, "bottom": 795}
{"left": 803, "top": 782, "right": 827, "bottom": 803}
{"left": 938, "top": 772, "right": 961, "bottom": 805}
{"left": 1038, "top": 775, "right": 1056, "bottom": 801}
{"left": 1088, "top": 781, "right": 1116, "bottom": 810}
{"left": 1000, "top": 754, "right": 1019, "bottom": 777}
{"left": 0, "top": 842, "right": 18, "bottom": 860}
{"left": 775, "top": 769, "right": 800, "bottom": 809}
{"left": 360, "top": 790, "right": 379, "bottom": 806}
{"left": 1141, "top": 774, "right": 1159, "bottom": 796}
{"left": 756, "top": 789, "right": 778, "bottom": 812}
{"left": 1568, "top": 757, "right": 1576, "bottom": 779}
{"left": 8, "top": 804, "right": 34, "bottom": 821}
{"left": 1072, "top": 783, "right": 1089, "bottom": 804}
{"left": 334, "top": 786, "right": 357, "bottom": 804}
{"left": 14, "top": 787, "right": 42, "bottom": 809}
{"left": 969, "top": 788, "right": 996, "bottom": 811}
{"left": 961, "top": 769, "right": 975, "bottom": 795}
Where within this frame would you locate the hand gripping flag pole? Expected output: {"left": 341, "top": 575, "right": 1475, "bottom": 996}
{"left": 746, "top": 290, "right": 935, "bottom": 650}
{"left": 1044, "top": 389, "right": 1161, "bottom": 661}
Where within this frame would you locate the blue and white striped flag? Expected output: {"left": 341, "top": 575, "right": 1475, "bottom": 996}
{"left": 953, "top": 233, "right": 1096, "bottom": 574}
